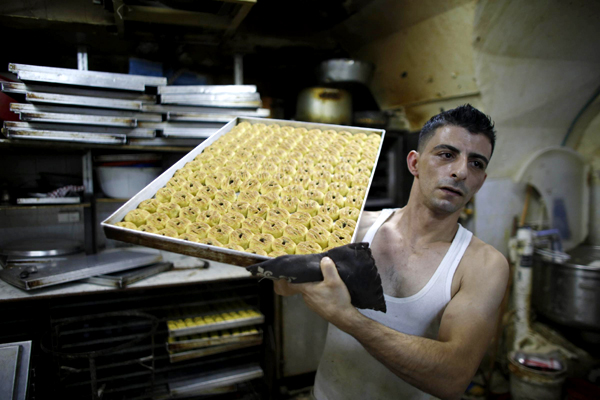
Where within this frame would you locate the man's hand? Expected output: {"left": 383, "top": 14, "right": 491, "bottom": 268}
{"left": 273, "top": 257, "right": 360, "bottom": 326}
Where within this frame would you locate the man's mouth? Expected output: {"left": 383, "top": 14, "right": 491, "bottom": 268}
{"left": 440, "top": 187, "right": 463, "bottom": 196}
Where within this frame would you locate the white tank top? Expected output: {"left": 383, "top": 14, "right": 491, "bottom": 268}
{"left": 313, "top": 208, "right": 473, "bottom": 400}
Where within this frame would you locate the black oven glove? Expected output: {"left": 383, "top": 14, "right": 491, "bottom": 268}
{"left": 246, "top": 242, "right": 386, "bottom": 312}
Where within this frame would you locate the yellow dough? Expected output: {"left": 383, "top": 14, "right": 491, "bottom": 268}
{"left": 266, "top": 207, "right": 290, "bottom": 223}
{"left": 246, "top": 248, "right": 268, "bottom": 256}
{"left": 198, "top": 209, "right": 221, "bottom": 227}
{"left": 295, "top": 241, "right": 322, "bottom": 255}
{"left": 157, "top": 203, "right": 181, "bottom": 219}
{"left": 214, "top": 188, "right": 236, "bottom": 204}
{"left": 255, "top": 171, "right": 272, "bottom": 184}
{"left": 339, "top": 206, "right": 360, "bottom": 221}
{"left": 180, "top": 206, "right": 200, "bottom": 222}
{"left": 238, "top": 190, "right": 260, "bottom": 204}
{"left": 345, "top": 194, "right": 364, "bottom": 209}
{"left": 198, "top": 184, "right": 219, "bottom": 199}
{"left": 289, "top": 211, "right": 311, "bottom": 228}
{"left": 329, "top": 181, "right": 349, "bottom": 197}
{"left": 222, "top": 212, "right": 245, "bottom": 230}
{"left": 209, "top": 199, "right": 232, "bottom": 215}
{"left": 262, "top": 220, "right": 286, "bottom": 238}
{"left": 230, "top": 201, "right": 250, "bottom": 217}
{"left": 297, "top": 200, "right": 319, "bottom": 217}
{"left": 156, "top": 187, "right": 174, "bottom": 203}
{"left": 249, "top": 233, "right": 275, "bottom": 253}
{"left": 306, "top": 226, "right": 331, "bottom": 249}
{"left": 138, "top": 199, "right": 160, "bottom": 213}
{"left": 224, "top": 243, "right": 245, "bottom": 252}
{"left": 230, "top": 228, "right": 254, "bottom": 249}
{"left": 319, "top": 203, "right": 340, "bottom": 221}
{"left": 174, "top": 167, "right": 193, "bottom": 179}
{"left": 124, "top": 209, "right": 150, "bottom": 227}
{"left": 158, "top": 228, "right": 179, "bottom": 238}
{"left": 278, "top": 195, "right": 299, "bottom": 213}
{"left": 242, "top": 216, "right": 265, "bottom": 235}
{"left": 282, "top": 184, "right": 304, "bottom": 198}
{"left": 116, "top": 221, "right": 137, "bottom": 230}
{"left": 328, "top": 229, "right": 352, "bottom": 247}
{"left": 166, "top": 176, "right": 187, "bottom": 191}
{"left": 334, "top": 218, "right": 357, "bottom": 234}
{"left": 272, "top": 236, "right": 296, "bottom": 255}
{"left": 283, "top": 224, "right": 308, "bottom": 244}
{"left": 240, "top": 178, "right": 262, "bottom": 193}
{"left": 138, "top": 224, "right": 158, "bottom": 234}
{"left": 205, "top": 172, "right": 226, "bottom": 189}
{"left": 258, "top": 192, "right": 279, "bottom": 207}
{"left": 224, "top": 176, "right": 242, "bottom": 192}
{"left": 147, "top": 212, "right": 170, "bottom": 230}
{"left": 182, "top": 180, "right": 202, "bottom": 196}
{"left": 190, "top": 194, "right": 211, "bottom": 211}
{"left": 198, "top": 237, "right": 223, "bottom": 247}
{"left": 303, "top": 189, "right": 325, "bottom": 205}
{"left": 208, "top": 224, "right": 234, "bottom": 244}
{"left": 186, "top": 222, "right": 211, "bottom": 239}
{"left": 248, "top": 203, "right": 269, "bottom": 219}
{"left": 260, "top": 180, "right": 282, "bottom": 196}
{"left": 310, "top": 214, "right": 334, "bottom": 232}
{"left": 167, "top": 217, "right": 192, "bottom": 235}
{"left": 171, "top": 191, "right": 191, "bottom": 207}
{"left": 323, "top": 191, "right": 345, "bottom": 209}
{"left": 269, "top": 249, "right": 288, "bottom": 258}
{"left": 179, "top": 232, "right": 200, "bottom": 242}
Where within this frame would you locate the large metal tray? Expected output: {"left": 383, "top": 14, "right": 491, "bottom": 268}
{"left": 101, "top": 117, "right": 386, "bottom": 267}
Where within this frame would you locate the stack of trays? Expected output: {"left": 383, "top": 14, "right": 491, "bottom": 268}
{"left": 166, "top": 300, "right": 264, "bottom": 363}
{"left": 2, "top": 63, "right": 271, "bottom": 146}
{"left": 102, "top": 117, "right": 385, "bottom": 267}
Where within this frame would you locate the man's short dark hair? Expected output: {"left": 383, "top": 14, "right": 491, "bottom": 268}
{"left": 417, "top": 104, "right": 496, "bottom": 156}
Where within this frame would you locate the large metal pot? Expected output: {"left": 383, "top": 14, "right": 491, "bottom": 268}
{"left": 316, "top": 59, "right": 375, "bottom": 85}
{"left": 296, "top": 87, "right": 352, "bottom": 125}
{"left": 532, "top": 246, "right": 600, "bottom": 331}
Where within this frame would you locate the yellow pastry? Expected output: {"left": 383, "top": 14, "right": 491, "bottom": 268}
{"left": 306, "top": 226, "right": 331, "bottom": 249}
{"left": 214, "top": 188, "right": 236, "bottom": 204}
{"left": 328, "top": 229, "right": 352, "bottom": 247}
{"left": 283, "top": 224, "right": 308, "bottom": 244}
{"left": 186, "top": 222, "right": 211, "bottom": 238}
{"left": 289, "top": 211, "right": 311, "bottom": 228}
{"left": 282, "top": 158, "right": 298, "bottom": 169}
{"left": 173, "top": 167, "right": 193, "bottom": 179}
{"left": 295, "top": 241, "right": 322, "bottom": 255}
{"left": 345, "top": 194, "right": 364, "bottom": 209}
{"left": 240, "top": 178, "right": 262, "bottom": 193}
{"left": 167, "top": 217, "right": 191, "bottom": 235}
{"left": 272, "top": 236, "right": 297, "bottom": 255}
{"left": 246, "top": 248, "right": 268, "bottom": 256}
{"left": 307, "top": 179, "right": 329, "bottom": 193}
{"left": 171, "top": 191, "right": 191, "bottom": 207}
{"left": 339, "top": 206, "right": 360, "bottom": 221}
{"left": 255, "top": 171, "right": 272, "bottom": 184}
{"left": 222, "top": 212, "right": 245, "bottom": 230}
{"left": 238, "top": 190, "right": 260, "bottom": 204}
{"left": 303, "top": 189, "right": 325, "bottom": 205}
{"left": 242, "top": 216, "right": 265, "bottom": 235}
{"left": 181, "top": 180, "right": 202, "bottom": 196}
{"left": 330, "top": 181, "right": 349, "bottom": 196}
{"left": 248, "top": 203, "right": 269, "bottom": 219}
{"left": 158, "top": 228, "right": 179, "bottom": 238}
{"left": 258, "top": 192, "right": 279, "bottom": 207}
{"left": 230, "top": 201, "right": 250, "bottom": 217}
{"left": 198, "top": 237, "right": 223, "bottom": 247}
{"left": 184, "top": 160, "right": 203, "bottom": 171}
{"left": 278, "top": 195, "right": 299, "bottom": 213}
{"left": 353, "top": 174, "right": 370, "bottom": 188}
{"left": 249, "top": 233, "right": 275, "bottom": 253}
{"left": 282, "top": 184, "right": 304, "bottom": 198}
{"left": 191, "top": 170, "right": 207, "bottom": 184}
{"left": 157, "top": 202, "right": 181, "bottom": 219}
{"left": 190, "top": 194, "right": 211, "bottom": 211}
{"left": 198, "top": 209, "right": 221, "bottom": 227}
{"left": 261, "top": 161, "right": 279, "bottom": 175}
{"left": 249, "top": 153, "right": 266, "bottom": 164}
{"left": 333, "top": 172, "right": 353, "bottom": 187}
{"left": 208, "top": 224, "right": 234, "bottom": 244}
{"left": 138, "top": 224, "right": 158, "bottom": 234}
{"left": 116, "top": 221, "right": 137, "bottom": 230}
{"left": 262, "top": 220, "right": 286, "bottom": 238}
{"left": 334, "top": 218, "right": 357, "bottom": 234}
{"left": 293, "top": 174, "right": 312, "bottom": 189}
{"left": 269, "top": 250, "right": 289, "bottom": 258}
{"left": 156, "top": 187, "right": 174, "bottom": 203}
{"left": 274, "top": 172, "right": 294, "bottom": 188}
{"left": 209, "top": 199, "right": 232, "bottom": 215}
{"left": 297, "top": 200, "right": 319, "bottom": 217}
{"left": 313, "top": 170, "right": 332, "bottom": 183}
{"left": 347, "top": 186, "right": 367, "bottom": 198}
{"left": 310, "top": 214, "right": 334, "bottom": 232}
{"left": 179, "top": 232, "right": 200, "bottom": 242}
{"left": 354, "top": 165, "right": 371, "bottom": 177}
{"left": 266, "top": 207, "right": 290, "bottom": 223}
{"left": 124, "top": 209, "right": 150, "bottom": 227}
{"left": 198, "top": 184, "right": 218, "bottom": 199}
{"left": 138, "top": 199, "right": 160, "bottom": 213}
{"left": 230, "top": 228, "right": 254, "bottom": 249}
{"left": 224, "top": 243, "right": 245, "bottom": 252}
{"left": 166, "top": 176, "right": 187, "bottom": 191}
{"left": 224, "top": 176, "right": 242, "bottom": 191}
{"left": 180, "top": 206, "right": 200, "bottom": 222}
{"left": 318, "top": 203, "right": 340, "bottom": 221}
{"left": 334, "top": 163, "right": 354, "bottom": 174}
{"left": 323, "top": 191, "right": 345, "bottom": 209}
{"left": 147, "top": 212, "right": 169, "bottom": 230}
{"left": 260, "top": 180, "right": 282, "bottom": 196}
{"left": 205, "top": 172, "right": 226, "bottom": 189}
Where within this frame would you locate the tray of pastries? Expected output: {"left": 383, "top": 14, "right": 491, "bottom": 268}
{"left": 102, "top": 117, "right": 385, "bottom": 267}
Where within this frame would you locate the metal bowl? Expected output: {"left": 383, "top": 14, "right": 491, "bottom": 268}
{"left": 317, "top": 59, "right": 375, "bottom": 86}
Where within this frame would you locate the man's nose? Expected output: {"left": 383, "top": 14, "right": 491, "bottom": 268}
{"left": 451, "top": 158, "right": 468, "bottom": 180}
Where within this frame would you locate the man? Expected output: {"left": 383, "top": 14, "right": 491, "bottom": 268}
{"left": 274, "top": 104, "right": 509, "bottom": 400}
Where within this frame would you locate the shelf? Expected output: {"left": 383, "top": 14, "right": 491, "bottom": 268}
{"left": 96, "top": 198, "right": 129, "bottom": 203}
{"left": 0, "top": 203, "right": 90, "bottom": 210}
{"left": 0, "top": 139, "right": 195, "bottom": 153}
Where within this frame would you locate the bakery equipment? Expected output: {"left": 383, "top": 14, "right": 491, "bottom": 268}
{"left": 160, "top": 92, "right": 261, "bottom": 108}
{"left": 9, "top": 63, "right": 166, "bottom": 91}
{"left": 82, "top": 261, "right": 173, "bottom": 288}
{"left": 296, "top": 87, "right": 352, "bottom": 125}
{"left": 168, "top": 364, "right": 264, "bottom": 398}
{"left": 0, "top": 249, "right": 162, "bottom": 290}
{"left": 157, "top": 85, "right": 257, "bottom": 95}
{"left": 2, "top": 123, "right": 126, "bottom": 144}
{"left": 0, "top": 238, "right": 83, "bottom": 258}
{"left": 316, "top": 59, "right": 375, "bottom": 86}
{"left": 101, "top": 117, "right": 385, "bottom": 267}
{"left": 10, "top": 103, "right": 162, "bottom": 122}
{"left": 0, "top": 341, "right": 32, "bottom": 400}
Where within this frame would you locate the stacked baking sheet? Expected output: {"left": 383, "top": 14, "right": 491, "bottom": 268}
{"left": 165, "top": 300, "right": 264, "bottom": 363}
{"left": 1, "top": 63, "right": 270, "bottom": 146}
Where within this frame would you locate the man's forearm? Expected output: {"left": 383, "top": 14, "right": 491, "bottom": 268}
{"left": 336, "top": 311, "right": 474, "bottom": 400}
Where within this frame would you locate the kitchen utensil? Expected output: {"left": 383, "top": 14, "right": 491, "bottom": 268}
{"left": 317, "top": 59, "right": 375, "bottom": 85}
{"left": 296, "top": 87, "right": 352, "bottom": 125}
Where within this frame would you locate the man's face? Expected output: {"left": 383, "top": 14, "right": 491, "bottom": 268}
{"left": 414, "top": 125, "right": 492, "bottom": 214}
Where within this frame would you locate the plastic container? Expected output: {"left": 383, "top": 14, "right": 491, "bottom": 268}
{"left": 97, "top": 166, "right": 162, "bottom": 199}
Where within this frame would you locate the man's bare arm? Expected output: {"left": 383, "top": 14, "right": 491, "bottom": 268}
{"left": 287, "top": 248, "right": 508, "bottom": 400}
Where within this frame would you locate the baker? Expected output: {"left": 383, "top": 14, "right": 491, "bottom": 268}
{"left": 274, "top": 104, "right": 509, "bottom": 400}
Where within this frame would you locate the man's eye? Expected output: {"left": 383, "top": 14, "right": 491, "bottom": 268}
{"left": 441, "top": 152, "right": 453, "bottom": 158}
{"left": 471, "top": 161, "right": 484, "bottom": 169}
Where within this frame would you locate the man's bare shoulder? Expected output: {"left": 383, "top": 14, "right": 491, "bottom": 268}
{"left": 462, "top": 235, "right": 509, "bottom": 289}
{"left": 356, "top": 210, "right": 382, "bottom": 242}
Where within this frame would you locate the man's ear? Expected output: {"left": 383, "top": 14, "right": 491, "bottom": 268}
{"left": 407, "top": 150, "right": 419, "bottom": 177}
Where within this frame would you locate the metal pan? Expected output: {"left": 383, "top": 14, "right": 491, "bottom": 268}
{"left": 101, "top": 117, "right": 386, "bottom": 267}
{"left": 10, "top": 103, "right": 162, "bottom": 122}
{"left": 4, "top": 121, "right": 156, "bottom": 139}
{"left": 1, "top": 82, "right": 158, "bottom": 102}
{"left": 157, "top": 85, "right": 257, "bottom": 95}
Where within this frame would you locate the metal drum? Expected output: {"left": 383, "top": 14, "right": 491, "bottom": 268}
{"left": 532, "top": 246, "right": 600, "bottom": 332}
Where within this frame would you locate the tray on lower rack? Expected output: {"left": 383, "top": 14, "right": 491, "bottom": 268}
{"left": 167, "top": 307, "right": 264, "bottom": 338}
